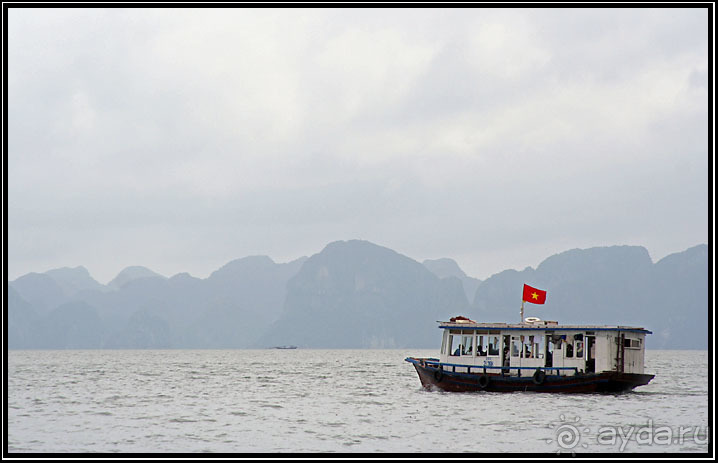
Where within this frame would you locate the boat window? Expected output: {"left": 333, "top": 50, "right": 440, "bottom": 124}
{"left": 561, "top": 336, "right": 573, "bottom": 358}
{"left": 565, "top": 338, "right": 574, "bottom": 358}
{"left": 461, "top": 334, "right": 473, "bottom": 356}
{"left": 571, "top": 334, "right": 583, "bottom": 358}
{"left": 554, "top": 338, "right": 561, "bottom": 350}
{"left": 522, "top": 336, "right": 533, "bottom": 358}
{"left": 441, "top": 331, "right": 448, "bottom": 355}
{"left": 533, "top": 336, "right": 543, "bottom": 359}
{"left": 511, "top": 338, "right": 520, "bottom": 357}
{"left": 448, "top": 332, "right": 473, "bottom": 356}
{"left": 476, "top": 335, "right": 487, "bottom": 356}
{"left": 575, "top": 340, "right": 584, "bottom": 359}
{"left": 451, "top": 336, "right": 460, "bottom": 356}
{"left": 488, "top": 336, "right": 500, "bottom": 356}
{"left": 520, "top": 335, "right": 542, "bottom": 359}
{"left": 624, "top": 338, "right": 641, "bottom": 349}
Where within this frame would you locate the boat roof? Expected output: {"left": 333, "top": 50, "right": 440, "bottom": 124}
{"left": 438, "top": 320, "right": 652, "bottom": 334}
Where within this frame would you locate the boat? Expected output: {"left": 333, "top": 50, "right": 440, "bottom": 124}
{"left": 271, "top": 345, "right": 298, "bottom": 349}
{"left": 405, "top": 316, "right": 654, "bottom": 393}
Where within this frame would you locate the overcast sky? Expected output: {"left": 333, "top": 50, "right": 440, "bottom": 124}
{"left": 7, "top": 7, "right": 709, "bottom": 284}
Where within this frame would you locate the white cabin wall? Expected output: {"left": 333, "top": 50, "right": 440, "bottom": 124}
{"left": 559, "top": 358, "right": 585, "bottom": 373}
{"left": 544, "top": 332, "right": 579, "bottom": 374}
{"left": 596, "top": 331, "right": 647, "bottom": 374}
{"left": 439, "top": 330, "right": 502, "bottom": 372}
{"left": 435, "top": 327, "right": 648, "bottom": 376}
{"left": 623, "top": 333, "right": 646, "bottom": 374}
{"left": 608, "top": 332, "right": 619, "bottom": 372}
{"left": 595, "top": 332, "right": 613, "bottom": 373}
{"left": 507, "top": 331, "right": 546, "bottom": 374}
{"left": 638, "top": 334, "right": 646, "bottom": 373}
{"left": 625, "top": 348, "right": 640, "bottom": 373}
{"left": 552, "top": 341, "right": 564, "bottom": 369}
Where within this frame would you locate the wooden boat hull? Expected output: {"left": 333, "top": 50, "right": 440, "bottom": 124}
{"left": 406, "top": 357, "right": 654, "bottom": 393}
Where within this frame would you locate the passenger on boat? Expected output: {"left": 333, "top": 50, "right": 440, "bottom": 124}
{"left": 489, "top": 337, "right": 499, "bottom": 356}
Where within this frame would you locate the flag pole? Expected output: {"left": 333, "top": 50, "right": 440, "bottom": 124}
{"left": 520, "top": 299, "right": 525, "bottom": 324}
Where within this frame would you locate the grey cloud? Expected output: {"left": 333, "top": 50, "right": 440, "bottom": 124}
{"left": 8, "top": 8, "right": 708, "bottom": 282}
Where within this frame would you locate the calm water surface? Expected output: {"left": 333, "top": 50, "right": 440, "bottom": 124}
{"left": 7, "top": 349, "right": 709, "bottom": 454}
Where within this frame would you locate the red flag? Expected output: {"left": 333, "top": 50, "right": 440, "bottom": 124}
{"left": 522, "top": 284, "right": 547, "bottom": 304}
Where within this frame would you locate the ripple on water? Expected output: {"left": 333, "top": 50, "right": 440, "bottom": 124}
{"left": 7, "top": 349, "right": 709, "bottom": 454}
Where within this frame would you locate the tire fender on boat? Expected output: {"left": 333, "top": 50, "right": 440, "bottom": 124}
{"left": 433, "top": 368, "right": 444, "bottom": 383}
{"left": 478, "top": 373, "right": 490, "bottom": 389}
{"left": 532, "top": 369, "right": 546, "bottom": 385}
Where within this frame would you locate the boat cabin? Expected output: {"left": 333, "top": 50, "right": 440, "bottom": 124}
{"left": 437, "top": 319, "right": 651, "bottom": 376}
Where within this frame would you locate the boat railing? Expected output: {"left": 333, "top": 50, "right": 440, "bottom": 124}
{"left": 420, "top": 359, "right": 580, "bottom": 376}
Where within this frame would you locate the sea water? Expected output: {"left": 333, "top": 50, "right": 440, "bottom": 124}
{"left": 7, "top": 349, "right": 709, "bottom": 454}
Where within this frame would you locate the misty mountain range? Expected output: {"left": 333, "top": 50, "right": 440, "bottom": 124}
{"left": 7, "top": 240, "right": 707, "bottom": 350}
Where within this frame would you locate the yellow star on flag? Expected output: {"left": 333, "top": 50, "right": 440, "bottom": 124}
{"left": 522, "top": 284, "right": 547, "bottom": 305}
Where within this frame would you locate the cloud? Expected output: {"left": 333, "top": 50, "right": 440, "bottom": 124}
{"left": 7, "top": 8, "right": 708, "bottom": 282}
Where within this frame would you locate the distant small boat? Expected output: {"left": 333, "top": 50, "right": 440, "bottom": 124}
{"left": 271, "top": 345, "right": 297, "bottom": 349}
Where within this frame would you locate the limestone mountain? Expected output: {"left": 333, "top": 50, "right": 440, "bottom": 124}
{"left": 261, "top": 240, "right": 470, "bottom": 348}
{"left": 423, "top": 257, "right": 481, "bottom": 302}
{"left": 107, "top": 266, "right": 166, "bottom": 290}
{"left": 6, "top": 242, "right": 707, "bottom": 349}
{"left": 471, "top": 245, "right": 708, "bottom": 349}
{"left": 45, "top": 266, "right": 107, "bottom": 296}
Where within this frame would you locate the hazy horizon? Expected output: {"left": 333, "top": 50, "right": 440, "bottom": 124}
{"left": 8, "top": 8, "right": 709, "bottom": 285}
{"left": 6, "top": 240, "right": 709, "bottom": 286}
